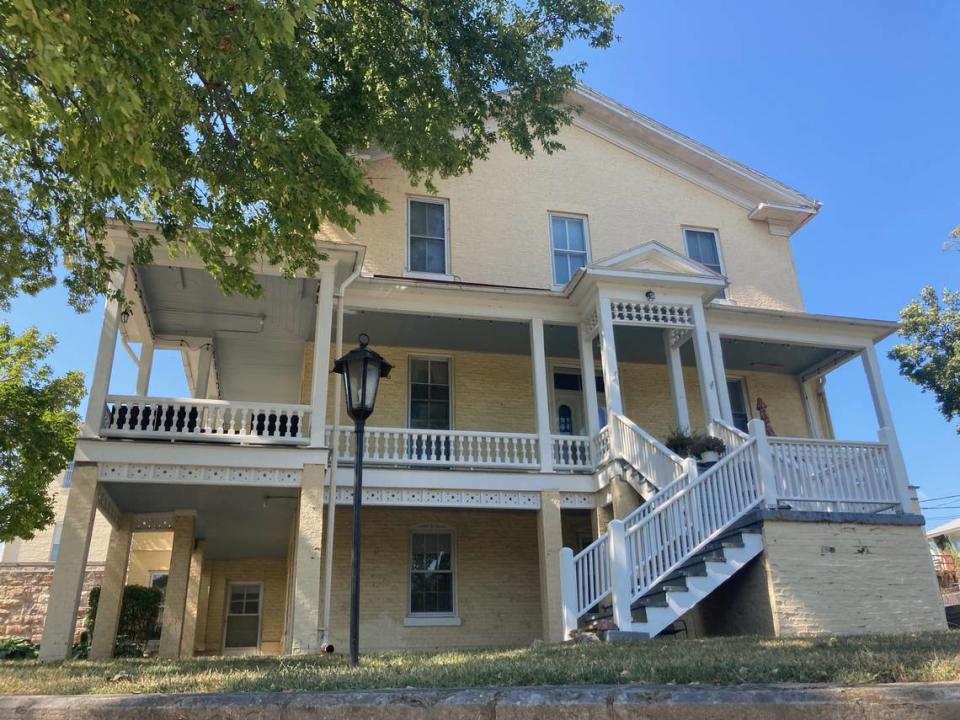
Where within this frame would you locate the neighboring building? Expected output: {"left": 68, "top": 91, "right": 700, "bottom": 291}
{"left": 33, "top": 86, "right": 945, "bottom": 661}
{"left": 927, "top": 519, "right": 960, "bottom": 625}
{"left": 0, "top": 467, "right": 173, "bottom": 643}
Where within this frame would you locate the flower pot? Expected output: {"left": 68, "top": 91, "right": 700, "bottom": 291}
{"left": 699, "top": 451, "right": 720, "bottom": 463}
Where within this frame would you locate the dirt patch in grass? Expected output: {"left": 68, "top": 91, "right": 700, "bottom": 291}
{"left": 2, "top": 632, "right": 960, "bottom": 695}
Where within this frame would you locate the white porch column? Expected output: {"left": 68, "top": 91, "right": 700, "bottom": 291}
{"left": 800, "top": 378, "right": 825, "bottom": 439}
{"left": 194, "top": 344, "right": 213, "bottom": 399}
{"left": 690, "top": 303, "right": 722, "bottom": 424}
{"left": 708, "top": 330, "right": 733, "bottom": 425}
{"left": 861, "top": 344, "right": 896, "bottom": 431}
{"left": 577, "top": 323, "right": 600, "bottom": 439}
{"left": 530, "top": 318, "right": 554, "bottom": 472}
{"left": 135, "top": 341, "right": 154, "bottom": 397}
{"left": 38, "top": 465, "right": 99, "bottom": 661}
{"left": 309, "top": 270, "right": 336, "bottom": 447}
{"left": 862, "top": 344, "right": 913, "bottom": 512}
{"left": 597, "top": 296, "right": 624, "bottom": 417}
{"left": 82, "top": 266, "right": 127, "bottom": 437}
{"left": 662, "top": 330, "right": 690, "bottom": 431}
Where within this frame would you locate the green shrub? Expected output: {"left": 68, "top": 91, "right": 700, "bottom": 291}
{"left": 86, "top": 584, "right": 163, "bottom": 645}
{"left": 0, "top": 638, "right": 38, "bottom": 660}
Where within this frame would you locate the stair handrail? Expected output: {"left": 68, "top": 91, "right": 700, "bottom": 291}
{"left": 622, "top": 438, "right": 763, "bottom": 604}
{"left": 708, "top": 418, "right": 750, "bottom": 451}
{"left": 607, "top": 413, "right": 686, "bottom": 488}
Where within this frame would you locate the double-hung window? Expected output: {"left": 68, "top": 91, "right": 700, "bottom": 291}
{"left": 684, "top": 228, "right": 726, "bottom": 297}
{"left": 408, "top": 198, "right": 449, "bottom": 275}
{"left": 409, "top": 530, "right": 455, "bottom": 617}
{"left": 409, "top": 357, "right": 451, "bottom": 460}
{"left": 409, "top": 358, "right": 451, "bottom": 430}
{"left": 62, "top": 462, "right": 74, "bottom": 488}
{"left": 550, "top": 214, "right": 589, "bottom": 286}
{"left": 683, "top": 228, "right": 724, "bottom": 274}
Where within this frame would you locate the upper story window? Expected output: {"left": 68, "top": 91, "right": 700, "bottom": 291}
{"left": 683, "top": 228, "right": 724, "bottom": 275}
{"left": 62, "top": 462, "right": 74, "bottom": 488}
{"left": 407, "top": 198, "right": 449, "bottom": 275}
{"left": 684, "top": 227, "right": 726, "bottom": 298}
{"left": 550, "top": 214, "right": 589, "bottom": 286}
{"left": 409, "top": 357, "right": 451, "bottom": 431}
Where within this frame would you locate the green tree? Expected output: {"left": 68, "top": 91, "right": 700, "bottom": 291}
{"left": 889, "top": 287, "right": 960, "bottom": 433}
{"left": 0, "top": 0, "right": 619, "bottom": 311}
{"left": 0, "top": 323, "right": 84, "bottom": 541}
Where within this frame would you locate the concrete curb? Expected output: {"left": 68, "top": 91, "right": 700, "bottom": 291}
{"left": 2, "top": 681, "right": 960, "bottom": 719}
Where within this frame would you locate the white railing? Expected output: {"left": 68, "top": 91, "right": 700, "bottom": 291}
{"left": 594, "top": 426, "right": 612, "bottom": 465}
{"left": 552, "top": 435, "right": 592, "bottom": 470}
{"left": 327, "top": 427, "right": 540, "bottom": 469}
{"left": 606, "top": 413, "right": 686, "bottom": 489}
{"left": 101, "top": 396, "right": 311, "bottom": 445}
{"left": 769, "top": 437, "right": 900, "bottom": 513}
{"left": 708, "top": 418, "right": 751, "bottom": 452}
{"left": 624, "top": 440, "right": 762, "bottom": 602}
{"left": 569, "top": 534, "right": 611, "bottom": 617}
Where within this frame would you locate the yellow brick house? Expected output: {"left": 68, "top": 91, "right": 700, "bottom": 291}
{"left": 31, "top": 85, "right": 945, "bottom": 661}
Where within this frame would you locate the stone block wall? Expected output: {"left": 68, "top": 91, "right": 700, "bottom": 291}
{"left": 0, "top": 564, "right": 103, "bottom": 642}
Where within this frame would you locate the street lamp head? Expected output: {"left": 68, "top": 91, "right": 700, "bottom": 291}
{"left": 333, "top": 333, "right": 393, "bottom": 423}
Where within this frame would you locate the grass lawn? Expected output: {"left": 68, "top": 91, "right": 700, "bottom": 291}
{"left": 2, "top": 632, "right": 960, "bottom": 696}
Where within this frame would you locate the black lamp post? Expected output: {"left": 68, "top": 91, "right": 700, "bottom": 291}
{"left": 332, "top": 333, "right": 392, "bottom": 667}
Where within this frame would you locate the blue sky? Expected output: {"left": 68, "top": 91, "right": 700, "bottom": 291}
{"left": 3, "top": 1, "right": 958, "bottom": 523}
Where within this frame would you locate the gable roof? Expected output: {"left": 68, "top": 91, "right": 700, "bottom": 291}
{"left": 569, "top": 85, "right": 821, "bottom": 235}
{"left": 592, "top": 240, "right": 723, "bottom": 279}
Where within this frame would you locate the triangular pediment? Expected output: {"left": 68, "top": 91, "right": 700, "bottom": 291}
{"left": 591, "top": 241, "right": 723, "bottom": 278}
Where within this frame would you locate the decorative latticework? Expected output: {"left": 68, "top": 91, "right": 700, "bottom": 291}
{"left": 609, "top": 300, "right": 694, "bottom": 328}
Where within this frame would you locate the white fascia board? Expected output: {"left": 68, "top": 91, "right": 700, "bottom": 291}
{"left": 332, "top": 466, "right": 596, "bottom": 493}
{"left": 706, "top": 304, "right": 897, "bottom": 349}
{"left": 570, "top": 85, "right": 820, "bottom": 211}
{"left": 76, "top": 438, "right": 329, "bottom": 470}
{"left": 348, "top": 277, "right": 577, "bottom": 324}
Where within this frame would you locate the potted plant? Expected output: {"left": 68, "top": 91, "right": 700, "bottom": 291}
{"left": 665, "top": 427, "right": 695, "bottom": 458}
{"left": 690, "top": 435, "right": 726, "bottom": 464}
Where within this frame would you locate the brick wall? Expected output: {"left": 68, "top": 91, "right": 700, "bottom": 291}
{"left": 317, "top": 123, "right": 806, "bottom": 311}
{"left": 762, "top": 520, "right": 946, "bottom": 635}
{"left": 0, "top": 564, "right": 103, "bottom": 642}
{"left": 305, "top": 342, "right": 814, "bottom": 439}
{"left": 322, "top": 507, "right": 543, "bottom": 651}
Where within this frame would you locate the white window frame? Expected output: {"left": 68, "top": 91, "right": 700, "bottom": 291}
{"left": 548, "top": 212, "right": 591, "bottom": 288}
{"left": 222, "top": 581, "right": 264, "bottom": 656}
{"left": 682, "top": 226, "right": 728, "bottom": 299}
{"left": 406, "top": 354, "right": 454, "bottom": 430}
{"left": 405, "top": 527, "right": 460, "bottom": 626}
{"left": 405, "top": 196, "right": 453, "bottom": 280}
{"left": 49, "top": 522, "right": 63, "bottom": 562}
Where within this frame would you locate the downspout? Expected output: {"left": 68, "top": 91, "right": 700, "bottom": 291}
{"left": 319, "top": 248, "right": 364, "bottom": 646}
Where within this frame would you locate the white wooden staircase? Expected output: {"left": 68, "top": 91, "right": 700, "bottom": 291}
{"left": 563, "top": 418, "right": 765, "bottom": 639}
{"left": 562, "top": 413, "right": 908, "bottom": 640}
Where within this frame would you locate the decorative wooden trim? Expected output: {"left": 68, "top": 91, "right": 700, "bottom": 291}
{"left": 98, "top": 463, "right": 302, "bottom": 487}
{"left": 95, "top": 484, "right": 122, "bottom": 528}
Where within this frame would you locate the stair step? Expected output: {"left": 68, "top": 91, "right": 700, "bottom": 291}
{"left": 634, "top": 591, "right": 670, "bottom": 607}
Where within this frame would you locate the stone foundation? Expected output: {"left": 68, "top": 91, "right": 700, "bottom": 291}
{"left": 0, "top": 564, "right": 103, "bottom": 642}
